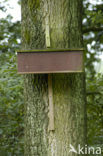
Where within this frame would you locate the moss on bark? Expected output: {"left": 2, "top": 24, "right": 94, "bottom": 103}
{"left": 21, "top": 0, "right": 87, "bottom": 155}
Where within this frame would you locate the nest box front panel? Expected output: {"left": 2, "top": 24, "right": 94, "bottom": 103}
{"left": 17, "top": 49, "right": 83, "bottom": 74}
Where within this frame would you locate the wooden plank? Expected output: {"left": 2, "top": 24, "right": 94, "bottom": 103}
{"left": 17, "top": 50, "right": 83, "bottom": 74}
{"left": 45, "top": 17, "right": 50, "bottom": 48}
{"left": 48, "top": 74, "right": 54, "bottom": 131}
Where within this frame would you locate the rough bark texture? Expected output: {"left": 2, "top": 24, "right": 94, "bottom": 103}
{"left": 21, "top": 0, "right": 86, "bottom": 155}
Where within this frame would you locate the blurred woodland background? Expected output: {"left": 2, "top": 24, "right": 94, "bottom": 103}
{"left": 0, "top": 0, "right": 103, "bottom": 155}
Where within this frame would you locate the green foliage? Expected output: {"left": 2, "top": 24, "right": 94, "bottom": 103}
{"left": 83, "top": 1, "right": 103, "bottom": 77}
{"left": 87, "top": 73, "right": 103, "bottom": 147}
{"left": 83, "top": 1, "right": 103, "bottom": 149}
{"left": 0, "top": 53, "right": 24, "bottom": 156}
{"left": 0, "top": 1, "right": 24, "bottom": 155}
{"left": 0, "top": 15, "right": 21, "bottom": 53}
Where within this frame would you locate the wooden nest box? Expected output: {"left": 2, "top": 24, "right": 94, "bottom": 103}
{"left": 17, "top": 48, "right": 84, "bottom": 74}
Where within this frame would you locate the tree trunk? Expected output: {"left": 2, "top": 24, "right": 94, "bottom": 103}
{"left": 21, "top": 0, "right": 86, "bottom": 155}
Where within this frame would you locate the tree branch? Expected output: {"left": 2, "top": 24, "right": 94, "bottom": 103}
{"left": 83, "top": 27, "right": 103, "bottom": 33}
{"left": 87, "top": 91, "right": 101, "bottom": 95}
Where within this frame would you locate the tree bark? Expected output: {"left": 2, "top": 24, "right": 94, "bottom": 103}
{"left": 21, "top": 0, "right": 87, "bottom": 155}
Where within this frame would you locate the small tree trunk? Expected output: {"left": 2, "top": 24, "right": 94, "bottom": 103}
{"left": 21, "top": 0, "right": 87, "bottom": 155}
